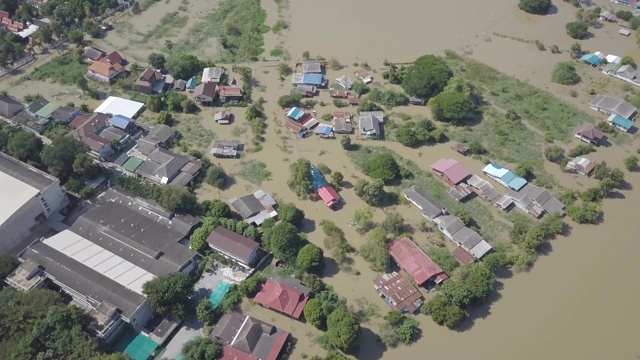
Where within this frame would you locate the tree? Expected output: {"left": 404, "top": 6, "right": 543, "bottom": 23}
{"left": 196, "top": 299, "right": 215, "bottom": 325}
{"left": 304, "top": 298, "right": 325, "bottom": 328}
{"left": 205, "top": 166, "right": 227, "bottom": 189}
{"left": 73, "top": 154, "right": 101, "bottom": 179}
{"left": 287, "top": 158, "right": 313, "bottom": 197}
{"left": 565, "top": 21, "right": 589, "bottom": 39}
{"left": 514, "top": 162, "right": 535, "bottom": 181}
{"left": 381, "top": 211, "right": 404, "bottom": 236}
{"left": 68, "top": 29, "right": 84, "bottom": 45}
{"left": 354, "top": 179, "right": 386, "bottom": 206}
{"left": 330, "top": 171, "right": 344, "bottom": 189}
{"left": 148, "top": 53, "right": 166, "bottom": 69}
{"left": 396, "top": 317, "right": 420, "bottom": 345}
{"left": 237, "top": 275, "right": 262, "bottom": 297}
{"left": 278, "top": 203, "right": 305, "bottom": 228}
{"left": 363, "top": 153, "right": 399, "bottom": 183}
{"left": 429, "top": 91, "right": 474, "bottom": 124}
{"left": 264, "top": 222, "right": 303, "bottom": 262}
{"left": 427, "top": 247, "right": 459, "bottom": 274}
{"left": 544, "top": 145, "right": 564, "bottom": 163}
{"left": 624, "top": 155, "right": 638, "bottom": 171}
{"left": 180, "top": 337, "right": 222, "bottom": 360}
{"left": 395, "top": 126, "right": 419, "bottom": 147}
{"left": 297, "top": 244, "right": 324, "bottom": 273}
{"left": 352, "top": 207, "right": 374, "bottom": 233}
{"left": 142, "top": 272, "right": 194, "bottom": 319}
{"left": 340, "top": 135, "right": 351, "bottom": 150}
{"left": 518, "top": 0, "right": 552, "bottom": 15}
{"left": 7, "top": 131, "right": 41, "bottom": 163}
{"left": 324, "top": 308, "right": 361, "bottom": 351}
{"left": 422, "top": 293, "right": 467, "bottom": 328}
{"left": 41, "top": 136, "right": 86, "bottom": 181}
{"left": 401, "top": 55, "right": 452, "bottom": 99}
{"left": 551, "top": 62, "right": 580, "bottom": 85}
{"left": 146, "top": 96, "right": 164, "bottom": 112}
{"left": 0, "top": 253, "right": 19, "bottom": 279}
{"left": 567, "top": 202, "right": 601, "bottom": 224}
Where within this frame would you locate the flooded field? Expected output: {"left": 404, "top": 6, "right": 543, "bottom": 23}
{"left": 1, "top": 0, "right": 640, "bottom": 359}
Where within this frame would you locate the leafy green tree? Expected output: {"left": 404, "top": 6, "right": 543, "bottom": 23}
{"left": 296, "top": 244, "right": 324, "bottom": 273}
{"left": 196, "top": 299, "right": 215, "bottom": 325}
{"left": 7, "top": 131, "right": 41, "bottom": 163}
{"left": 363, "top": 153, "right": 399, "bottom": 183}
{"left": 287, "top": 158, "right": 313, "bottom": 198}
{"left": 624, "top": 156, "right": 638, "bottom": 171}
{"left": 264, "top": 222, "right": 303, "bottom": 262}
{"left": 518, "top": 0, "right": 552, "bottom": 15}
{"left": 205, "top": 166, "right": 227, "bottom": 189}
{"left": 429, "top": 91, "right": 474, "bottom": 124}
{"left": 551, "top": 62, "right": 580, "bottom": 85}
{"left": 68, "top": 29, "right": 84, "bottom": 45}
{"left": 0, "top": 254, "right": 19, "bottom": 279}
{"left": 340, "top": 135, "right": 351, "bottom": 150}
{"left": 278, "top": 203, "right": 305, "bottom": 228}
{"left": 422, "top": 293, "right": 467, "bottom": 328}
{"left": 354, "top": 179, "right": 386, "bottom": 206}
{"left": 148, "top": 53, "right": 166, "bottom": 69}
{"left": 180, "top": 337, "right": 222, "bottom": 360}
{"left": 237, "top": 275, "right": 262, "bottom": 297}
{"left": 427, "top": 247, "right": 459, "bottom": 274}
{"left": 142, "top": 272, "right": 194, "bottom": 319}
{"left": 323, "top": 308, "right": 361, "bottom": 352}
{"left": 41, "top": 136, "right": 86, "bottom": 181}
{"left": 396, "top": 317, "right": 420, "bottom": 345}
{"left": 401, "top": 55, "right": 452, "bottom": 99}
{"left": 565, "top": 21, "right": 589, "bottom": 39}
{"left": 330, "top": 171, "right": 343, "bottom": 189}
{"left": 304, "top": 298, "right": 325, "bottom": 328}
{"left": 381, "top": 211, "right": 404, "bottom": 236}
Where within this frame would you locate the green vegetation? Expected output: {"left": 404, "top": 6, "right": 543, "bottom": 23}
{"left": 565, "top": 21, "right": 589, "bottom": 39}
{"left": 234, "top": 160, "right": 271, "bottom": 184}
{"left": 142, "top": 272, "right": 194, "bottom": 319}
{"left": 31, "top": 53, "right": 87, "bottom": 85}
{"left": 551, "top": 62, "right": 580, "bottom": 85}
{"left": 518, "top": 0, "right": 552, "bottom": 14}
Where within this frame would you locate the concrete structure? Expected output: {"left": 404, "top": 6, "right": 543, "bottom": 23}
{"left": 0, "top": 153, "right": 69, "bottom": 254}
{"left": 373, "top": 271, "right": 424, "bottom": 313}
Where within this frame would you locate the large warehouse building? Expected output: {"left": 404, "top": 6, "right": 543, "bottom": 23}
{"left": 0, "top": 152, "right": 69, "bottom": 254}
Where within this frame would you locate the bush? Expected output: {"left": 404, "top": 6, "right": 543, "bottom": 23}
{"left": 565, "top": 22, "right": 589, "bottom": 39}
{"left": 551, "top": 63, "right": 579, "bottom": 85}
{"left": 518, "top": 0, "right": 552, "bottom": 15}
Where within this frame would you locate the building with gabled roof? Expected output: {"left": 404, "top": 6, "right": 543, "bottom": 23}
{"left": 388, "top": 237, "right": 448, "bottom": 286}
{"left": 373, "top": 271, "right": 424, "bottom": 313}
{"left": 254, "top": 279, "right": 310, "bottom": 319}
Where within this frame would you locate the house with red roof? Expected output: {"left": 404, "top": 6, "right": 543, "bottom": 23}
{"left": 388, "top": 237, "right": 448, "bottom": 286}
{"left": 253, "top": 279, "right": 310, "bottom": 319}
{"left": 430, "top": 158, "right": 471, "bottom": 186}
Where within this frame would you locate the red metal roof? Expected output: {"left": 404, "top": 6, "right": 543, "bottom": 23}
{"left": 388, "top": 238, "right": 448, "bottom": 285}
{"left": 317, "top": 185, "right": 340, "bottom": 207}
{"left": 220, "top": 346, "right": 258, "bottom": 360}
{"left": 253, "top": 280, "right": 309, "bottom": 319}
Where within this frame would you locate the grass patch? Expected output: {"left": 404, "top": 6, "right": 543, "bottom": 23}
{"left": 444, "top": 54, "right": 595, "bottom": 141}
{"left": 31, "top": 53, "right": 87, "bottom": 85}
{"left": 139, "top": 12, "right": 188, "bottom": 43}
{"left": 180, "top": 0, "right": 268, "bottom": 62}
{"left": 449, "top": 107, "right": 544, "bottom": 168}
{"left": 234, "top": 160, "right": 271, "bottom": 184}
{"left": 348, "top": 146, "right": 507, "bottom": 241}
{"left": 174, "top": 116, "right": 215, "bottom": 149}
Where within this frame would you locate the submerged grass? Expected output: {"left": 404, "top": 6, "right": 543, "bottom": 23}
{"left": 348, "top": 146, "right": 508, "bottom": 241}
{"left": 234, "top": 160, "right": 271, "bottom": 184}
{"left": 444, "top": 53, "right": 595, "bottom": 142}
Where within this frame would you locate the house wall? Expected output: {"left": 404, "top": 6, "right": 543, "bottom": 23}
{"left": 0, "top": 196, "right": 43, "bottom": 254}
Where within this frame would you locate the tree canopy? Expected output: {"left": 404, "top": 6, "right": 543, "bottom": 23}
{"left": 296, "top": 244, "right": 324, "bottom": 273}
{"left": 518, "top": 0, "right": 552, "bottom": 15}
{"left": 142, "top": 272, "right": 194, "bottom": 319}
{"left": 401, "top": 55, "right": 453, "bottom": 99}
{"left": 180, "top": 337, "right": 222, "bottom": 360}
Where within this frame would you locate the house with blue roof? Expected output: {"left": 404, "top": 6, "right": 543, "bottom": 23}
{"left": 483, "top": 163, "right": 528, "bottom": 191}
{"left": 109, "top": 115, "right": 135, "bottom": 132}
{"left": 607, "top": 114, "right": 634, "bottom": 132}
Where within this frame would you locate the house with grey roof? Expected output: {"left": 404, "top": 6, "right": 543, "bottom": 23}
{"left": 589, "top": 94, "right": 637, "bottom": 120}
{"left": 359, "top": 111, "right": 384, "bottom": 139}
{"left": 230, "top": 190, "right": 277, "bottom": 225}
{"left": 0, "top": 95, "right": 24, "bottom": 119}
{"left": 403, "top": 185, "right": 446, "bottom": 221}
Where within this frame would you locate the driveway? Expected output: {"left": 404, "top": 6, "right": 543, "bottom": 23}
{"left": 160, "top": 269, "right": 226, "bottom": 360}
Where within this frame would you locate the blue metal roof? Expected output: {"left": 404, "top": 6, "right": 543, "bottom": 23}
{"left": 507, "top": 177, "right": 528, "bottom": 191}
{"left": 302, "top": 73, "right": 324, "bottom": 86}
{"left": 611, "top": 115, "right": 634, "bottom": 130}
{"left": 310, "top": 165, "right": 329, "bottom": 191}
{"left": 287, "top": 107, "right": 305, "bottom": 120}
{"left": 109, "top": 115, "right": 134, "bottom": 130}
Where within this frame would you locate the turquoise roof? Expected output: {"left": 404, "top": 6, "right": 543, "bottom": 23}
{"left": 611, "top": 115, "right": 634, "bottom": 130}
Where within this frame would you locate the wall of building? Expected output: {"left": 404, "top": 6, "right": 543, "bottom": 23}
{"left": 0, "top": 196, "right": 43, "bottom": 254}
